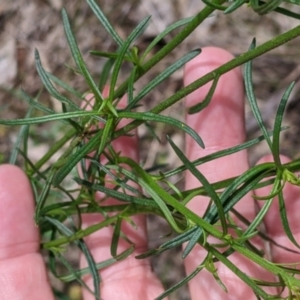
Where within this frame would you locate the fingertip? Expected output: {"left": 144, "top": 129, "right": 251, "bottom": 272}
{"left": 0, "top": 164, "right": 54, "bottom": 299}
{"left": 0, "top": 163, "right": 26, "bottom": 179}
{"left": 0, "top": 164, "right": 34, "bottom": 208}
{"left": 184, "top": 47, "right": 245, "bottom": 160}
{"left": 0, "top": 164, "right": 39, "bottom": 259}
{"left": 184, "top": 47, "right": 243, "bottom": 108}
{"left": 184, "top": 47, "right": 235, "bottom": 84}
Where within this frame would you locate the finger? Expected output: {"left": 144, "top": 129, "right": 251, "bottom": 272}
{"left": 80, "top": 91, "right": 164, "bottom": 299}
{"left": 0, "top": 165, "right": 54, "bottom": 300}
{"left": 255, "top": 155, "right": 300, "bottom": 264}
{"left": 183, "top": 47, "right": 274, "bottom": 299}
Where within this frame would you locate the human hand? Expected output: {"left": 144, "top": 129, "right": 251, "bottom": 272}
{"left": 0, "top": 47, "right": 299, "bottom": 300}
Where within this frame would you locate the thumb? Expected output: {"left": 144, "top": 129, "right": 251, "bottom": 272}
{"left": 0, "top": 164, "right": 54, "bottom": 300}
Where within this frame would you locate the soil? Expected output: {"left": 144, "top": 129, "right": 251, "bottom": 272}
{"left": 1, "top": 1, "right": 300, "bottom": 299}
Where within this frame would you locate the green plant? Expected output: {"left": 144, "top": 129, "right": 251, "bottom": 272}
{"left": 1, "top": 0, "right": 300, "bottom": 299}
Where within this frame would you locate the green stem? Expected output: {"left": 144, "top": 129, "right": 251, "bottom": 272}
{"left": 43, "top": 214, "right": 118, "bottom": 248}
{"left": 30, "top": 127, "right": 76, "bottom": 174}
{"left": 233, "top": 243, "right": 300, "bottom": 292}
{"left": 113, "top": 24, "right": 300, "bottom": 139}
{"left": 208, "top": 245, "right": 269, "bottom": 298}
{"left": 163, "top": 26, "right": 300, "bottom": 115}
{"left": 51, "top": 21, "right": 300, "bottom": 186}
{"left": 114, "top": 0, "right": 227, "bottom": 99}
{"left": 42, "top": 204, "right": 163, "bottom": 249}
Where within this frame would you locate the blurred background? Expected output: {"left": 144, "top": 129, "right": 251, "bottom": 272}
{"left": 1, "top": 1, "right": 300, "bottom": 299}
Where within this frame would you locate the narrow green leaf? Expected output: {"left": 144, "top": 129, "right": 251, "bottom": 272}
{"left": 53, "top": 130, "right": 103, "bottom": 186}
{"left": 273, "top": 5, "right": 300, "bottom": 19}
{"left": 127, "top": 66, "right": 137, "bottom": 104}
{"left": 212, "top": 167, "right": 272, "bottom": 223}
{"left": 235, "top": 230, "right": 259, "bottom": 244}
{"left": 0, "top": 110, "right": 105, "bottom": 126}
{"left": 285, "top": 0, "right": 300, "bottom": 5}
{"left": 9, "top": 106, "right": 33, "bottom": 165}
{"left": 163, "top": 179, "right": 183, "bottom": 200}
{"left": 188, "top": 74, "right": 220, "bottom": 114}
{"left": 224, "top": 0, "right": 247, "bottom": 14}
{"left": 46, "top": 71, "right": 82, "bottom": 98}
{"left": 79, "top": 239, "right": 101, "bottom": 299}
{"left": 278, "top": 190, "right": 300, "bottom": 248}
{"left": 55, "top": 254, "right": 94, "bottom": 295}
{"left": 244, "top": 39, "right": 272, "bottom": 150}
{"left": 18, "top": 149, "right": 47, "bottom": 181}
{"left": 117, "top": 157, "right": 183, "bottom": 232}
{"left": 75, "top": 177, "right": 158, "bottom": 208}
{"left": 98, "top": 58, "right": 115, "bottom": 91}
{"left": 242, "top": 180, "right": 279, "bottom": 237}
{"left": 90, "top": 160, "right": 142, "bottom": 196}
{"left": 140, "top": 179, "right": 182, "bottom": 232}
{"left": 111, "top": 217, "right": 122, "bottom": 257}
{"left": 135, "top": 248, "right": 165, "bottom": 259}
{"left": 127, "top": 49, "right": 201, "bottom": 111}
{"left": 53, "top": 289, "right": 70, "bottom": 300}
{"left": 22, "top": 88, "right": 81, "bottom": 141}
{"left": 232, "top": 243, "right": 300, "bottom": 296}
{"left": 205, "top": 163, "right": 274, "bottom": 226}
{"left": 141, "top": 16, "right": 194, "bottom": 61}
{"left": 22, "top": 120, "right": 31, "bottom": 170}
{"left": 209, "top": 246, "right": 269, "bottom": 298}
{"left": 21, "top": 89, "right": 55, "bottom": 115}
{"left": 221, "top": 172, "right": 269, "bottom": 219}
{"left": 161, "top": 127, "right": 288, "bottom": 179}
{"left": 42, "top": 215, "right": 119, "bottom": 249}
{"left": 159, "top": 227, "right": 199, "bottom": 251}
{"left": 231, "top": 207, "right": 300, "bottom": 255}
{"left": 144, "top": 121, "right": 162, "bottom": 143}
{"left": 108, "top": 16, "right": 151, "bottom": 104}
{"left": 62, "top": 8, "right": 104, "bottom": 105}
{"left": 205, "top": 253, "right": 228, "bottom": 292}
{"left": 252, "top": 186, "right": 284, "bottom": 200}
{"left": 98, "top": 117, "right": 113, "bottom": 155}
{"left": 35, "top": 169, "right": 56, "bottom": 223}
{"left": 86, "top": 0, "right": 123, "bottom": 47}
{"left": 90, "top": 50, "right": 123, "bottom": 59}
{"left": 201, "top": 0, "right": 227, "bottom": 9}
{"left": 45, "top": 217, "right": 101, "bottom": 298}
{"left": 155, "top": 263, "right": 205, "bottom": 300}
{"left": 118, "top": 111, "right": 204, "bottom": 148}
{"left": 35, "top": 49, "right": 79, "bottom": 110}
{"left": 33, "top": 128, "right": 77, "bottom": 173}
{"left": 272, "top": 82, "right": 295, "bottom": 168}
{"left": 58, "top": 246, "right": 134, "bottom": 282}
{"left": 182, "top": 227, "right": 202, "bottom": 258}
{"left": 107, "top": 160, "right": 229, "bottom": 240}
{"left": 111, "top": 0, "right": 225, "bottom": 102}
{"left": 252, "top": 0, "right": 284, "bottom": 15}
{"left": 168, "top": 136, "right": 227, "bottom": 234}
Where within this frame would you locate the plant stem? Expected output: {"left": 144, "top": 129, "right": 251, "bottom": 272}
{"left": 114, "top": 24, "right": 300, "bottom": 139}
{"left": 30, "top": 127, "right": 76, "bottom": 174}
{"left": 114, "top": 0, "right": 227, "bottom": 99}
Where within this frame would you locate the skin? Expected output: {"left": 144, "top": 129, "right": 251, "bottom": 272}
{"left": 0, "top": 47, "right": 299, "bottom": 300}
